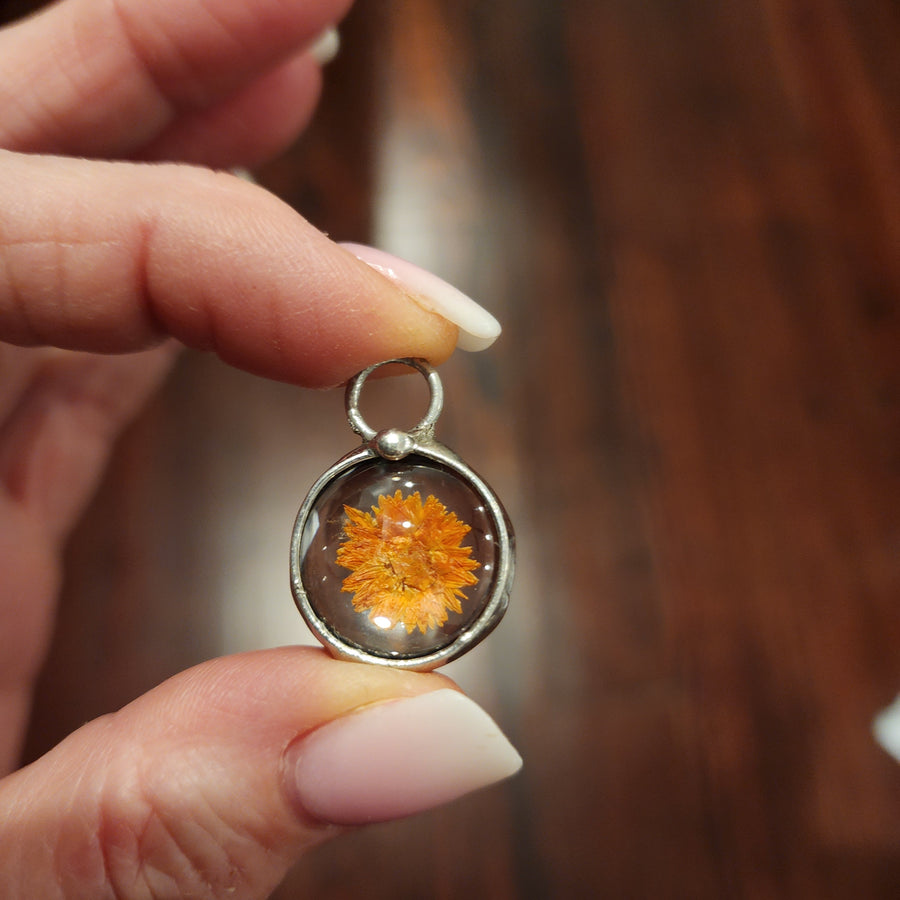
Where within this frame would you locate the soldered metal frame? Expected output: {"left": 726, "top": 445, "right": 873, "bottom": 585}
{"left": 289, "top": 358, "right": 514, "bottom": 671}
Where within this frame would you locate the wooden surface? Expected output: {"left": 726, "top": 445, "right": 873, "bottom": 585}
{"left": 19, "top": 0, "right": 900, "bottom": 897}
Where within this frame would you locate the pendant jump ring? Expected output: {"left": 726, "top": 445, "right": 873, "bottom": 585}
{"left": 345, "top": 357, "right": 444, "bottom": 441}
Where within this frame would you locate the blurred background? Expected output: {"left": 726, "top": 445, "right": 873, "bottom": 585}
{"left": 13, "top": 0, "right": 900, "bottom": 896}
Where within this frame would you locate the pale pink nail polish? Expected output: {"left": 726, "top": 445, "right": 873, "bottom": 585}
{"left": 309, "top": 27, "right": 340, "bottom": 66}
{"left": 340, "top": 243, "right": 502, "bottom": 352}
{"left": 287, "top": 690, "right": 522, "bottom": 825}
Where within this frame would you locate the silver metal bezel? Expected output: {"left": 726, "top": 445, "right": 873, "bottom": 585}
{"left": 289, "top": 359, "right": 513, "bottom": 671}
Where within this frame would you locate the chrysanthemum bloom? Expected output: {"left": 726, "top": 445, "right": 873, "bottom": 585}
{"left": 336, "top": 490, "right": 480, "bottom": 633}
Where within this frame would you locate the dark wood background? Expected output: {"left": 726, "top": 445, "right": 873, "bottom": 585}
{"left": 12, "top": 0, "right": 900, "bottom": 896}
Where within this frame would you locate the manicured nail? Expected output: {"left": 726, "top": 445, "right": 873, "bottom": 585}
{"left": 340, "top": 243, "right": 502, "bottom": 352}
{"left": 230, "top": 167, "right": 257, "bottom": 184}
{"left": 874, "top": 694, "right": 900, "bottom": 762}
{"left": 287, "top": 689, "right": 522, "bottom": 825}
{"left": 309, "top": 27, "right": 340, "bottom": 66}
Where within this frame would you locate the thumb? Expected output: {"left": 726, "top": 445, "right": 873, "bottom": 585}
{"left": 0, "top": 647, "right": 521, "bottom": 899}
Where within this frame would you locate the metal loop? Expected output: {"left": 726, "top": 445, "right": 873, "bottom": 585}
{"left": 345, "top": 358, "right": 444, "bottom": 441}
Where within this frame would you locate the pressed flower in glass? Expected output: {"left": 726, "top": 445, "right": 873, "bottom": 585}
{"left": 338, "top": 489, "right": 480, "bottom": 634}
{"left": 290, "top": 359, "right": 513, "bottom": 670}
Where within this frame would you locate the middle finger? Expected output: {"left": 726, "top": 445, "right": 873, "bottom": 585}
{"left": 0, "top": 0, "right": 351, "bottom": 157}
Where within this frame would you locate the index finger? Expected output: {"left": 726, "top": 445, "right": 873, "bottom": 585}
{"left": 0, "top": 152, "right": 461, "bottom": 388}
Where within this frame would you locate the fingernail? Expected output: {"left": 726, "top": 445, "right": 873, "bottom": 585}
{"left": 309, "top": 27, "right": 340, "bottom": 66}
{"left": 340, "top": 243, "right": 502, "bottom": 352}
{"left": 230, "top": 167, "right": 257, "bottom": 183}
{"left": 287, "top": 689, "right": 522, "bottom": 825}
{"left": 874, "top": 693, "right": 900, "bottom": 762}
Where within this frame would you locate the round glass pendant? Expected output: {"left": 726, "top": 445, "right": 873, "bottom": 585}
{"left": 290, "top": 359, "right": 514, "bottom": 670}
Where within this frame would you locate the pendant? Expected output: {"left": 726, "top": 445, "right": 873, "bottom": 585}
{"left": 290, "top": 358, "right": 514, "bottom": 670}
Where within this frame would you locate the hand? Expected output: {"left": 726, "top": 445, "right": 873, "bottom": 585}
{"left": 0, "top": 1, "right": 519, "bottom": 897}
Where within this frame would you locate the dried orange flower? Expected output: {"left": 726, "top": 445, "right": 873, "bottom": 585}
{"left": 336, "top": 490, "right": 480, "bottom": 634}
